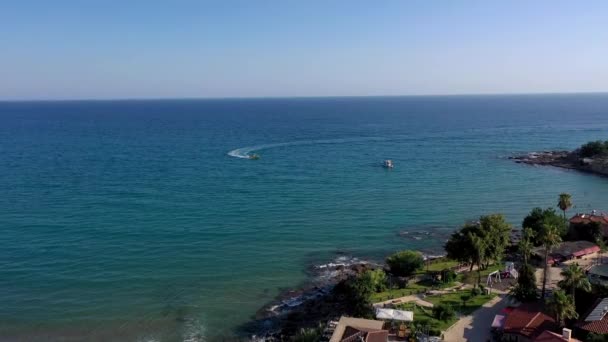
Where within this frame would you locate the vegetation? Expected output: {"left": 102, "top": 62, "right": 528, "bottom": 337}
{"left": 510, "top": 263, "right": 537, "bottom": 302}
{"left": 386, "top": 250, "right": 424, "bottom": 278}
{"left": 432, "top": 303, "right": 455, "bottom": 321}
{"left": 568, "top": 221, "right": 602, "bottom": 242}
{"left": 558, "top": 263, "right": 591, "bottom": 306}
{"left": 587, "top": 333, "right": 608, "bottom": 342}
{"left": 291, "top": 324, "right": 324, "bottom": 342}
{"left": 547, "top": 289, "right": 578, "bottom": 327}
{"left": 340, "top": 270, "right": 376, "bottom": 317}
{"left": 519, "top": 227, "right": 535, "bottom": 265}
{"left": 444, "top": 214, "right": 511, "bottom": 286}
{"left": 522, "top": 207, "right": 567, "bottom": 244}
{"left": 540, "top": 224, "right": 562, "bottom": 300}
{"left": 557, "top": 193, "right": 572, "bottom": 222}
{"left": 579, "top": 140, "right": 608, "bottom": 158}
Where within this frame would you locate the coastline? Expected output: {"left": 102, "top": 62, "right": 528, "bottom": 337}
{"left": 510, "top": 150, "right": 608, "bottom": 177}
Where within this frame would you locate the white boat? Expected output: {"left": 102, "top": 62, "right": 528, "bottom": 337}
{"left": 383, "top": 159, "right": 394, "bottom": 168}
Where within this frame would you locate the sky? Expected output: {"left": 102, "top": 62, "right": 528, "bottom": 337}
{"left": 1, "top": 1, "right": 607, "bottom": 100}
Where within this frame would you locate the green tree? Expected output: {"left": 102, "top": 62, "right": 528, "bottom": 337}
{"left": 432, "top": 303, "right": 455, "bottom": 322}
{"left": 292, "top": 325, "right": 324, "bottom": 342}
{"left": 558, "top": 263, "right": 591, "bottom": 306}
{"left": 519, "top": 227, "right": 535, "bottom": 265}
{"left": 580, "top": 140, "right": 608, "bottom": 158}
{"left": 523, "top": 208, "right": 567, "bottom": 245}
{"left": 365, "top": 269, "right": 388, "bottom": 293}
{"left": 568, "top": 221, "right": 602, "bottom": 242}
{"left": 338, "top": 271, "right": 376, "bottom": 317}
{"left": 557, "top": 193, "right": 572, "bottom": 222}
{"left": 460, "top": 294, "right": 470, "bottom": 308}
{"left": 540, "top": 224, "right": 562, "bottom": 300}
{"left": 385, "top": 250, "right": 424, "bottom": 278}
{"left": 547, "top": 289, "right": 578, "bottom": 327}
{"left": 479, "top": 214, "right": 512, "bottom": 267}
{"left": 470, "top": 232, "right": 487, "bottom": 286}
{"left": 444, "top": 224, "right": 477, "bottom": 270}
{"left": 510, "top": 263, "right": 537, "bottom": 302}
{"left": 445, "top": 214, "right": 511, "bottom": 273}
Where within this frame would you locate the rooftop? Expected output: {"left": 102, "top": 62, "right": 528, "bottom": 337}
{"left": 577, "top": 298, "right": 608, "bottom": 334}
{"left": 588, "top": 264, "right": 608, "bottom": 278}
{"left": 570, "top": 212, "right": 608, "bottom": 225}
{"left": 534, "top": 330, "right": 581, "bottom": 342}
{"left": 503, "top": 303, "right": 557, "bottom": 339}
{"left": 329, "top": 316, "right": 387, "bottom": 342}
{"left": 532, "top": 240, "right": 599, "bottom": 263}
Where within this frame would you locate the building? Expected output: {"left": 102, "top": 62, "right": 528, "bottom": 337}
{"left": 570, "top": 212, "right": 608, "bottom": 237}
{"left": 502, "top": 303, "right": 557, "bottom": 342}
{"left": 576, "top": 298, "right": 608, "bottom": 335}
{"left": 329, "top": 316, "right": 388, "bottom": 342}
{"left": 531, "top": 240, "right": 600, "bottom": 265}
{"left": 587, "top": 265, "right": 608, "bottom": 287}
{"left": 534, "top": 329, "right": 580, "bottom": 342}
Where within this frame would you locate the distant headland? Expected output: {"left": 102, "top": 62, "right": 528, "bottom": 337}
{"left": 510, "top": 140, "right": 608, "bottom": 177}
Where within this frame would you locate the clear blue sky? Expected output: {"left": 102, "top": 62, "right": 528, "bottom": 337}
{"left": 1, "top": 1, "right": 607, "bottom": 100}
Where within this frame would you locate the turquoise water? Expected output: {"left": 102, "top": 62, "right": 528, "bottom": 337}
{"left": 2, "top": 94, "right": 608, "bottom": 341}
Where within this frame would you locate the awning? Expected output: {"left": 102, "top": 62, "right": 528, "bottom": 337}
{"left": 375, "top": 308, "right": 414, "bottom": 322}
{"left": 491, "top": 314, "right": 506, "bottom": 329}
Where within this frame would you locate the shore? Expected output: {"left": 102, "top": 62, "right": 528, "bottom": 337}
{"left": 509, "top": 150, "right": 608, "bottom": 177}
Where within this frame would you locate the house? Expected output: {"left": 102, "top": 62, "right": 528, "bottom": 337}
{"left": 329, "top": 316, "right": 388, "bottom": 342}
{"left": 531, "top": 241, "right": 600, "bottom": 265}
{"left": 502, "top": 303, "right": 557, "bottom": 341}
{"left": 569, "top": 212, "right": 608, "bottom": 237}
{"left": 587, "top": 265, "right": 608, "bottom": 287}
{"left": 534, "top": 329, "right": 580, "bottom": 342}
{"left": 576, "top": 298, "right": 608, "bottom": 335}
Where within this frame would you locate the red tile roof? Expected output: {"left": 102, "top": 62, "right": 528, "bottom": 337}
{"left": 503, "top": 304, "right": 557, "bottom": 339}
{"left": 534, "top": 330, "right": 581, "bottom": 342}
{"left": 577, "top": 299, "right": 608, "bottom": 334}
{"left": 570, "top": 213, "right": 608, "bottom": 225}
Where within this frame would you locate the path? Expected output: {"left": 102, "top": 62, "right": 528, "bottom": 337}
{"left": 443, "top": 294, "right": 512, "bottom": 342}
{"left": 373, "top": 295, "right": 434, "bottom": 308}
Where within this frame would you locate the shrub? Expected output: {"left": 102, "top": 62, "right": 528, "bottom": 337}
{"left": 386, "top": 250, "right": 424, "bottom": 277}
{"left": 580, "top": 140, "right": 608, "bottom": 158}
{"left": 432, "top": 303, "right": 456, "bottom": 322}
{"left": 441, "top": 269, "right": 457, "bottom": 283}
{"left": 471, "top": 287, "right": 481, "bottom": 296}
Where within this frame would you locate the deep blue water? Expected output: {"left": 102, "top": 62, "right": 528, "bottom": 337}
{"left": 2, "top": 94, "right": 608, "bottom": 341}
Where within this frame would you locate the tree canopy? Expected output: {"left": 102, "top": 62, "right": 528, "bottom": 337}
{"left": 522, "top": 207, "right": 567, "bottom": 245}
{"left": 385, "top": 250, "right": 424, "bottom": 278}
{"left": 445, "top": 214, "right": 511, "bottom": 269}
{"left": 579, "top": 140, "right": 608, "bottom": 158}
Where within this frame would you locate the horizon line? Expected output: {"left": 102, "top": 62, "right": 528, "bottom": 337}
{"left": 1, "top": 90, "right": 607, "bottom": 103}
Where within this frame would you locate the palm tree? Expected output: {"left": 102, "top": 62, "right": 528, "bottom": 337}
{"left": 547, "top": 289, "right": 578, "bottom": 327}
{"left": 558, "top": 193, "right": 573, "bottom": 222}
{"left": 558, "top": 263, "right": 591, "bottom": 306}
{"left": 469, "top": 232, "right": 487, "bottom": 287}
{"left": 540, "top": 224, "right": 562, "bottom": 300}
{"left": 519, "top": 227, "right": 535, "bottom": 265}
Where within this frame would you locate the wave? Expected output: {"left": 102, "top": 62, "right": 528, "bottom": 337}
{"left": 227, "top": 136, "right": 390, "bottom": 159}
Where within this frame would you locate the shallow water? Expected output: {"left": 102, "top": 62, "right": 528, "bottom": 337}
{"left": 1, "top": 94, "right": 608, "bottom": 340}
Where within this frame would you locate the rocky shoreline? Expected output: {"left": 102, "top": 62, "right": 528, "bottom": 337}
{"left": 239, "top": 256, "right": 380, "bottom": 341}
{"left": 509, "top": 150, "right": 608, "bottom": 177}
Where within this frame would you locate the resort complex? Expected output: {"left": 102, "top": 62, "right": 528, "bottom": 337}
{"left": 284, "top": 195, "right": 608, "bottom": 342}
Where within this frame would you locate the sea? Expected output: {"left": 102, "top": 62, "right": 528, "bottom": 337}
{"left": 2, "top": 94, "right": 608, "bottom": 341}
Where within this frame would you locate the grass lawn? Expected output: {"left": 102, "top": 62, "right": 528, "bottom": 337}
{"left": 420, "top": 259, "right": 461, "bottom": 273}
{"left": 391, "top": 289, "right": 496, "bottom": 334}
{"left": 370, "top": 279, "right": 460, "bottom": 303}
{"left": 424, "top": 289, "right": 496, "bottom": 315}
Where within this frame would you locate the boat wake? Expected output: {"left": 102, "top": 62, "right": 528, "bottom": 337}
{"left": 227, "top": 136, "right": 389, "bottom": 159}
